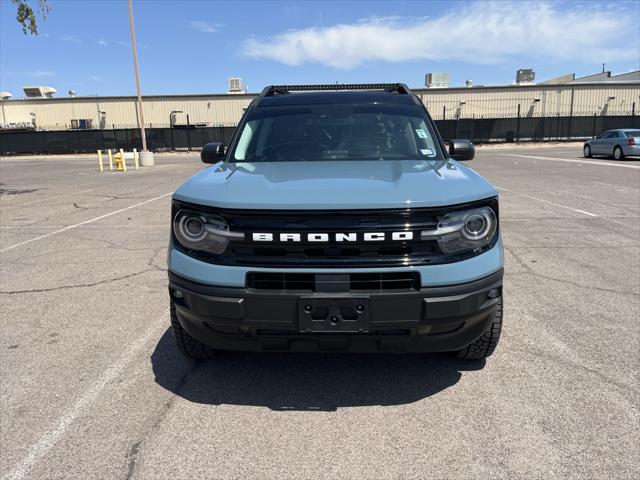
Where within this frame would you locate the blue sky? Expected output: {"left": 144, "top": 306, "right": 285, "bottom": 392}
{"left": 1, "top": 0, "right": 639, "bottom": 97}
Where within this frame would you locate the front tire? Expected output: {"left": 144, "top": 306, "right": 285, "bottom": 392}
{"left": 457, "top": 296, "right": 503, "bottom": 360}
{"left": 613, "top": 146, "right": 624, "bottom": 160}
{"left": 170, "top": 301, "right": 216, "bottom": 359}
{"left": 583, "top": 145, "right": 592, "bottom": 158}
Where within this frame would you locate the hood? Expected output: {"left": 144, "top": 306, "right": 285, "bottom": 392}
{"left": 173, "top": 160, "right": 497, "bottom": 210}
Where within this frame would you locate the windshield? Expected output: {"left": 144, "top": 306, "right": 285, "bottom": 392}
{"left": 625, "top": 130, "right": 640, "bottom": 137}
{"left": 230, "top": 103, "right": 443, "bottom": 162}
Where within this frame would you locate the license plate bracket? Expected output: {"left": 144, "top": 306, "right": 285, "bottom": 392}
{"left": 299, "top": 296, "right": 370, "bottom": 333}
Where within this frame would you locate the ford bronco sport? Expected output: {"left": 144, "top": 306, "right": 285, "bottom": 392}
{"left": 168, "top": 84, "right": 503, "bottom": 359}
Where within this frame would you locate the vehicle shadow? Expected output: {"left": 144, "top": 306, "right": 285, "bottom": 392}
{"left": 151, "top": 328, "right": 485, "bottom": 411}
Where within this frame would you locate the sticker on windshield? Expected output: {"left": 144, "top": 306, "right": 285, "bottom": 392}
{"left": 420, "top": 148, "right": 435, "bottom": 157}
{"left": 415, "top": 129, "right": 428, "bottom": 139}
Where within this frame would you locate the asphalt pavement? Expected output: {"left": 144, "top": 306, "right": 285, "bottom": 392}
{"left": 1, "top": 146, "right": 638, "bottom": 479}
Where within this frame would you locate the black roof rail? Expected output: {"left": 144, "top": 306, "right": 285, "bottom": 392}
{"left": 259, "top": 83, "right": 412, "bottom": 97}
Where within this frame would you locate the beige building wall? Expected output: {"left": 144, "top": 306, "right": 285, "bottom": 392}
{"left": 0, "top": 94, "right": 254, "bottom": 128}
{"left": 1, "top": 84, "right": 638, "bottom": 128}
{"left": 415, "top": 84, "right": 640, "bottom": 119}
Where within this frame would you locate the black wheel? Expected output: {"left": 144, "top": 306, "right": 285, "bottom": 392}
{"left": 613, "top": 146, "right": 624, "bottom": 160}
{"left": 457, "top": 296, "right": 503, "bottom": 360}
{"left": 170, "top": 301, "right": 216, "bottom": 359}
{"left": 583, "top": 145, "right": 592, "bottom": 158}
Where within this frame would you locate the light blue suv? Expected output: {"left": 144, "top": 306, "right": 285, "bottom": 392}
{"left": 168, "top": 84, "right": 504, "bottom": 360}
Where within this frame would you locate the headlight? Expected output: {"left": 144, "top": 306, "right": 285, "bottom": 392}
{"left": 173, "top": 209, "right": 243, "bottom": 254}
{"left": 421, "top": 206, "right": 497, "bottom": 255}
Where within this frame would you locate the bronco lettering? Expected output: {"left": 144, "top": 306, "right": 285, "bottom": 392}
{"left": 251, "top": 232, "right": 414, "bottom": 242}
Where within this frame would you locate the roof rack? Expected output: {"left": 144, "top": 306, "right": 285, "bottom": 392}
{"left": 259, "top": 83, "right": 412, "bottom": 97}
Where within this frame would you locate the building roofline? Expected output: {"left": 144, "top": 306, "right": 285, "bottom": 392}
{"left": 0, "top": 93, "right": 258, "bottom": 102}
{"left": 414, "top": 81, "right": 640, "bottom": 92}
{"left": 1, "top": 81, "right": 638, "bottom": 102}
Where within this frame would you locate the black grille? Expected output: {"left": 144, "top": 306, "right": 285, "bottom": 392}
{"left": 247, "top": 272, "right": 420, "bottom": 292}
{"left": 247, "top": 272, "right": 315, "bottom": 291}
{"left": 173, "top": 199, "right": 499, "bottom": 268}
{"left": 349, "top": 272, "right": 420, "bottom": 291}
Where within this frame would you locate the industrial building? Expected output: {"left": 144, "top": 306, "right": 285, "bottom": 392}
{"left": 0, "top": 70, "right": 638, "bottom": 130}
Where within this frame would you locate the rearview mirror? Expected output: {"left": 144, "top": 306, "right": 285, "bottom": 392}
{"left": 448, "top": 139, "right": 475, "bottom": 161}
{"left": 201, "top": 142, "right": 225, "bottom": 163}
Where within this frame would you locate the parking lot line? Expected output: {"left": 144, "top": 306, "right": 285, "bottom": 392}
{"left": 1, "top": 189, "right": 95, "bottom": 210}
{"left": 497, "top": 187, "right": 599, "bottom": 217}
{"left": 497, "top": 153, "right": 640, "bottom": 169}
{"left": 591, "top": 181, "right": 637, "bottom": 190}
{"left": 2, "top": 319, "right": 166, "bottom": 480}
{"left": 0, "top": 192, "right": 172, "bottom": 253}
{"left": 0, "top": 224, "right": 168, "bottom": 229}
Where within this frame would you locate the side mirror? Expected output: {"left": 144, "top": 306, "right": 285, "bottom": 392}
{"left": 448, "top": 139, "right": 475, "bottom": 161}
{"left": 201, "top": 142, "right": 225, "bottom": 164}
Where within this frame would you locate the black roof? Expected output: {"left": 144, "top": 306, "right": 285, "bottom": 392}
{"left": 254, "top": 83, "right": 417, "bottom": 107}
{"left": 256, "top": 91, "right": 417, "bottom": 107}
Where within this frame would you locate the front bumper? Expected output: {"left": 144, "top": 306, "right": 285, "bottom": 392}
{"left": 168, "top": 269, "right": 503, "bottom": 353}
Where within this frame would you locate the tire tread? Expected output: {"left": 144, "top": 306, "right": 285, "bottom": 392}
{"left": 457, "top": 296, "right": 503, "bottom": 360}
{"left": 170, "top": 302, "right": 215, "bottom": 359}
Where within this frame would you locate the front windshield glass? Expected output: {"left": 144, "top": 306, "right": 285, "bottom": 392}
{"left": 230, "top": 103, "right": 443, "bottom": 162}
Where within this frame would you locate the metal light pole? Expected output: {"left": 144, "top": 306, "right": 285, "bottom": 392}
{"left": 128, "top": 0, "right": 153, "bottom": 164}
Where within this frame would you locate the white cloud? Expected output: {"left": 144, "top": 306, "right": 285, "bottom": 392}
{"left": 243, "top": 1, "right": 639, "bottom": 68}
{"left": 2, "top": 70, "right": 54, "bottom": 77}
{"left": 190, "top": 21, "right": 220, "bottom": 33}
{"left": 63, "top": 35, "right": 82, "bottom": 44}
{"left": 89, "top": 75, "right": 101, "bottom": 81}
{"left": 97, "top": 39, "right": 109, "bottom": 47}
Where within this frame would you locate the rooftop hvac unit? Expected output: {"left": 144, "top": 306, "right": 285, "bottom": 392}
{"left": 515, "top": 69, "right": 535, "bottom": 85}
{"left": 22, "top": 86, "right": 57, "bottom": 98}
{"left": 0, "top": 91, "right": 13, "bottom": 100}
{"left": 228, "top": 78, "right": 246, "bottom": 94}
{"left": 425, "top": 72, "right": 450, "bottom": 88}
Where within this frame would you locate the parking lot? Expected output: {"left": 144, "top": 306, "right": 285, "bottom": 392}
{"left": 1, "top": 146, "right": 638, "bottom": 479}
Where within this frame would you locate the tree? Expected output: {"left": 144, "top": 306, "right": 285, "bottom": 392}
{"left": 12, "top": 0, "right": 50, "bottom": 35}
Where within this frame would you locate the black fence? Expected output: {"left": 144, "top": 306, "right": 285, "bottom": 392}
{"left": 436, "top": 114, "right": 639, "bottom": 143}
{"left": 0, "top": 126, "right": 235, "bottom": 155}
{"left": 1, "top": 115, "right": 638, "bottom": 155}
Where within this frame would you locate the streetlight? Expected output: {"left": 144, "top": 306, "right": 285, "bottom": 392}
{"left": 98, "top": 110, "right": 107, "bottom": 129}
{"left": 169, "top": 110, "right": 183, "bottom": 126}
{"left": 127, "top": 0, "right": 153, "bottom": 165}
{"left": 170, "top": 110, "right": 183, "bottom": 150}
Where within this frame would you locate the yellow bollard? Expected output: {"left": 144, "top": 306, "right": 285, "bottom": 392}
{"left": 133, "top": 148, "right": 140, "bottom": 170}
{"left": 108, "top": 149, "right": 114, "bottom": 171}
{"left": 119, "top": 148, "right": 127, "bottom": 172}
{"left": 97, "top": 150, "right": 104, "bottom": 172}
